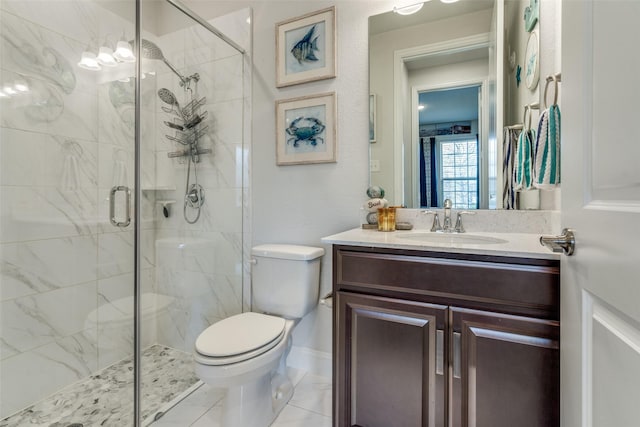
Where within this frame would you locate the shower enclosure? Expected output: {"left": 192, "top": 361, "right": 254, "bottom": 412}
{"left": 0, "top": 0, "right": 249, "bottom": 425}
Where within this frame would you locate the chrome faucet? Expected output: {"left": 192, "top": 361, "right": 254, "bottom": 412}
{"left": 422, "top": 199, "right": 476, "bottom": 233}
{"left": 442, "top": 199, "right": 453, "bottom": 232}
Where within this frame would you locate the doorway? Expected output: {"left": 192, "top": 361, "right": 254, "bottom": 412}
{"left": 412, "top": 84, "right": 485, "bottom": 209}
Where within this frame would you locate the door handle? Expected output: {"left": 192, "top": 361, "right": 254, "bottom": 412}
{"left": 110, "top": 185, "right": 131, "bottom": 228}
{"left": 540, "top": 228, "right": 575, "bottom": 256}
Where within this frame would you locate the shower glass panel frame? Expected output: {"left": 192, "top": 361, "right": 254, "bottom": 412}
{"left": 0, "top": 0, "right": 248, "bottom": 425}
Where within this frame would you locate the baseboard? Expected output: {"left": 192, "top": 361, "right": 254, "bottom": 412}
{"left": 287, "top": 346, "right": 332, "bottom": 378}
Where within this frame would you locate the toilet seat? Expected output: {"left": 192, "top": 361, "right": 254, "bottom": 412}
{"left": 195, "top": 312, "right": 286, "bottom": 366}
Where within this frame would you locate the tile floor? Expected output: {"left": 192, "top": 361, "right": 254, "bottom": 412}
{"left": 0, "top": 345, "right": 200, "bottom": 427}
{"left": 152, "top": 369, "right": 332, "bottom": 427}
{"left": 0, "top": 343, "right": 331, "bottom": 427}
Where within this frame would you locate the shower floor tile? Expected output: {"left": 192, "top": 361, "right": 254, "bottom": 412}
{"left": 0, "top": 345, "right": 199, "bottom": 427}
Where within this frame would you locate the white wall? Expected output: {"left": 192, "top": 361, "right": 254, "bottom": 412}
{"left": 184, "top": 0, "right": 402, "bottom": 355}
{"left": 408, "top": 59, "right": 490, "bottom": 89}
{"left": 182, "top": 0, "right": 561, "bottom": 356}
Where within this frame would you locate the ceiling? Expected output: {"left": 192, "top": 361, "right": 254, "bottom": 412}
{"left": 418, "top": 85, "right": 479, "bottom": 125}
{"left": 369, "top": 0, "right": 494, "bottom": 36}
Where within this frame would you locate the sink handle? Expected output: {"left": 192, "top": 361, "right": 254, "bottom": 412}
{"left": 422, "top": 210, "right": 442, "bottom": 232}
{"left": 454, "top": 211, "right": 476, "bottom": 233}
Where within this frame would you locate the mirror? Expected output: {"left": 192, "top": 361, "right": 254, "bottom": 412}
{"left": 369, "top": 0, "right": 560, "bottom": 210}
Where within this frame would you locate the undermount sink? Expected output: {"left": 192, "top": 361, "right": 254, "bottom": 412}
{"left": 397, "top": 232, "right": 508, "bottom": 245}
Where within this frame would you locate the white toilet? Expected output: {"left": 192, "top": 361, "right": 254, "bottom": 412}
{"left": 194, "top": 244, "right": 325, "bottom": 427}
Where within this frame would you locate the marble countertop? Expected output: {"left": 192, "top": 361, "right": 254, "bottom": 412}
{"left": 321, "top": 228, "right": 560, "bottom": 260}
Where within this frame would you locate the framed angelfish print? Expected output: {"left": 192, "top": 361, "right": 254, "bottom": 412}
{"left": 276, "top": 7, "right": 336, "bottom": 87}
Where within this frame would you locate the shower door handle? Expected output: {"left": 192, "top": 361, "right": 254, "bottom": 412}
{"left": 110, "top": 186, "right": 131, "bottom": 228}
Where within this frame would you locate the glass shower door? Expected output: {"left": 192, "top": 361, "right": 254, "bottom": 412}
{"left": 138, "top": 0, "right": 247, "bottom": 423}
{"left": 0, "top": 0, "right": 137, "bottom": 425}
{"left": 1, "top": 0, "right": 247, "bottom": 424}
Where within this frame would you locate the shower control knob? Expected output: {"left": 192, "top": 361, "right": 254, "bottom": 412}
{"left": 185, "top": 184, "right": 205, "bottom": 209}
{"left": 187, "top": 192, "right": 198, "bottom": 203}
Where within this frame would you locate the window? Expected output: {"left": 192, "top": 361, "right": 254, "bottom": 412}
{"left": 437, "top": 137, "right": 478, "bottom": 209}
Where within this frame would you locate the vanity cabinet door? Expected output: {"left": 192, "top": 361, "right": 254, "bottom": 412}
{"left": 450, "top": 307, "right": 560, "bottom": 427}
{"left": 335, "top": 291, "right": 447, "bottom": 427}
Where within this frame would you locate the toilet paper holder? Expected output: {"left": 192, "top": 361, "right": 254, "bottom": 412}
{"left": 320, "top": 292, "right": 333, "bottom": 308}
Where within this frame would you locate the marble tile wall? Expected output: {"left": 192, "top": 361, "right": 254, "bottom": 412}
{"left": 0, "top": 0, "right": 151, "bottom": 418}
{"left": 151, "top": 13, "right": 249, "bottom": 353}
{"left": 0, "top": 1, "right": 250, "bottom": 420}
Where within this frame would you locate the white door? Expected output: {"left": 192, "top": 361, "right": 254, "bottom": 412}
{"left": 561, "top": 1, "right": 640, "bottom": 426}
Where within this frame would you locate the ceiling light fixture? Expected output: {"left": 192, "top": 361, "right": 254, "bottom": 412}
{"left": 113, "top": 40, "right": 136, "bottom": 63}
{"left": 440, "top": 0, "right": 460, "bottom": 3}
{"left": 78, "top": 51, "right": 101, "bottom": 71}
{"left": 394, "top": 2, "right": 425, "bottom": 15}
{"left": 97, "top": 46, "right": 118, "bottom": 67}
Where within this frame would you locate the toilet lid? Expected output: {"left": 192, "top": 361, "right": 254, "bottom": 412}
{"left": 195, "top": 312, "right": 286, "bottom": 358}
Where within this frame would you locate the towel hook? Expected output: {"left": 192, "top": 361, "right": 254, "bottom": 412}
{"left": 523, "top": 104, "right": 533, "bottom": 131}
{"left": 544, "top": 73, "right": 560, "bottom": 108}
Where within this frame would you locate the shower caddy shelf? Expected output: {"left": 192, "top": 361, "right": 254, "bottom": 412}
{"left": 164, "top": 93, "right": 210, "bottom": 164}
{"left": 158, "top": 74, "right": 209, "bottom": 224}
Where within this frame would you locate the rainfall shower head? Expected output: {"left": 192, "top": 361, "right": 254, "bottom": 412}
{"left": 136, "top": 39, "right": 187, "bottom": 84}
{"left": 140, "top": 39, "right": 165, "bottom": 61}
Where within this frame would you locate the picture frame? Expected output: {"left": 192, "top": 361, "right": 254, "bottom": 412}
{"left": 276, "top": 7, "right": 336, "bottom": 88}
{"left": 276, "top": 92, "right": 337, "bottom": 165}
{"left": 369, "top": 94, "right": 377, "bottom": 143}
{"left": 525, "top": 30, "right": 540, "bottom": 90}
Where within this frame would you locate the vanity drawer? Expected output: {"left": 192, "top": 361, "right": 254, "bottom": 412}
{"left": 333, "top": 245, "right": 559, "bottom": 320}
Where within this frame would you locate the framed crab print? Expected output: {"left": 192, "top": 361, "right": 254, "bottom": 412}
{"left": 276, "top": 92, "right": 337, "bottom": 165}
{"left": 276, "top": 7, "right": 336, "bottom": 88}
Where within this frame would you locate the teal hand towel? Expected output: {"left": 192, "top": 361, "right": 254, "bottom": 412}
{"left": 533, "top": 105, "right": 561, "bottom": 188}
{"left": 514, "top": 128, "right": 535, "bottom": 191}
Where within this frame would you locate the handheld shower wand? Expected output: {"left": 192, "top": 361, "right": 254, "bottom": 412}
{"left": 158, "top": 88, "right": 185, "bottom": 120}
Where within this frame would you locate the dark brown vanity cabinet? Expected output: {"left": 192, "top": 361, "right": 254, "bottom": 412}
{"left": 332, "top": 245, "right": 560, "bottom": 427}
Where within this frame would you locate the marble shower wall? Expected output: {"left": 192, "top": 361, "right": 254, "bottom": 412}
{"left": 152, "top": 13, "right": 248, "bottom": 353}
{"left": 0, "top": 1, "right": 249, "bottom": 418}
{"left": 0, "top": 0, "right": 156, "bottom": 418}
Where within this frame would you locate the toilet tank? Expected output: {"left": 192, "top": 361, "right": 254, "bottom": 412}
{"left": 251, "top": 244, "right": 325, "bottom": 319}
